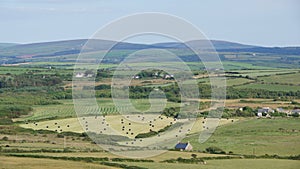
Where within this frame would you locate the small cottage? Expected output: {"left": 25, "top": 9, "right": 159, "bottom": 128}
{"left": 257, "top": 107, "right": 274, "bottom": 117}
{"left": 292, "top": 109, "right": 300, "bottom": 115}
{"left": 175, "top": 142, "right": 193, "bottom": 151}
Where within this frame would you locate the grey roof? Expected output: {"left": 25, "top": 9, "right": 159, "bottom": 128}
{"left": 175, "top": 143, "right": 188, "bottom": 149}
{"left": 292, "top": 109, "right": 300, "bottom": 113}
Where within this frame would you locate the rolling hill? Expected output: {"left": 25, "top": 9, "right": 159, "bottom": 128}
{"left": 0, "top": 39, "right": 299, "bottom": 66}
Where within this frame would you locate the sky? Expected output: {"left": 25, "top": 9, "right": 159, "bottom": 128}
{"left": 0, "top": 0, "right": 299, "bottom": 47}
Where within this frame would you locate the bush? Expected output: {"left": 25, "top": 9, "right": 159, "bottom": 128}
{"left": 57, "top": 134, "right": 64, "bottom": 138}
{"left": 100, "top": 162, "right": 147, "bottom": 169}
{"left": 1, "top": 136, "right": 9, "bottom": 141}
{"left": 135, "top": 131, "right": 157, "bottom": 138}
{"left": 164, "top": 157, "right": 205, "bottom": 164}
{"left": 205, "top": 146, "right": 226, "bottom": 154}
{"left": 0, "top": 118, "right": 13, "bottom": 125}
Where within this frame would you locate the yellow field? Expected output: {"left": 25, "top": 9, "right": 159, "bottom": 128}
{"left": 20, "top": 115, "right": 238, "bottom": 142}
{"left": 189, "top": 117, "right": 238, "bottom": 134}
{"left": 20, "top": 114, "right": 174, "bottom": 139}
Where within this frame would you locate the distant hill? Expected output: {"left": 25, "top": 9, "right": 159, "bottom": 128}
{"left": 0, "top": 43, "right": 19, "bottom": 49}
{"left": 153, "top": 40, "right": 300, "bottom": 55}
{"left": 218, "top": 47, "right": 300, "bottom": 55}
{"left": 152, "top": 40, "right": 258, "bottom": 50}
{"left": 0, "top": 39, "right": 153, "bottom": 57}
{"left": 0, "top": 39, "right": 299, "bottom": 59}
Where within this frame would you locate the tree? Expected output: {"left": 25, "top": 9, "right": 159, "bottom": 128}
{"left": 191, "top": 154, "right": 197, "bottom": 159}
{"left": 84, "top": 69, "right": 94, "bottom": 76}
{"left": 205, "top": 146, "right": 226, "bottom": 154}
{"left": 2, "top": 136, "right": 9, "bottom": 141}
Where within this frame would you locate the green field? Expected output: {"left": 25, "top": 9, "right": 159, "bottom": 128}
{"left": 258, "top": 72, "right": 300, "bottom": 85}
{"left": 184, "top": 118, "right": 300, "bottom": 156}
{"left": 120, "top": 159, "right": 300, "bottom": 169}
{"left": 221, "top": 61, "right": 272, "bottom": 70}
{"left": 0, "top": 66, "right": 46, "bottom": 75}
{"left": 1, "top": 53, "right": 300, "bottom": 168}
{"left": 0, "top": 156, "right": 117, "bottom": 169}
{"left": 19, "top": 99, "right": 180, "bottom": 121}
{"left": 220, "top": 77, "right": 254, "bottom": 87}
{"left": 236, "top": 83, "right": 300, "bottom": 92}
{"left": 2, "top": 155, "right": 299, "bottom": 169}
{"left": 227, "top": 69, "right": 298, "bottom": 78}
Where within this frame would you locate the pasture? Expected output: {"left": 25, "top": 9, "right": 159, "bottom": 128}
{"left": 224, "top": 99, "right": 292, "bottom": 109}
{"left": 184, "top": 118, "right": 300, "bottom": 156}
{"left": 258, "top": 72, "right": 300, "bottom": 85}
{"left": 19, "top": 99, "right": 181, "bottom": 121}
{"left": 0, "top": 156, "right": 117, "bottom": 169}
{"left": 226, "top": 69, "right": 298, "bottom": 78}
{"left": 120, "top": 159, "right": 300, "bottom": 169}
{"left": 187, "top": 76, "right": 253, "bottom": 87}
{"left": 1, "top": 154, "right": 299, "bottom": 169}
{"left": 18, "top": 151, "right": 228, "bottom": 162}
{"left": 236, "top": 83, "right": 300, "bottom": 92}
{"left": 226, "top": 77, "right": 254, "bottom": 86}
{"left": 0, "top": 66, "right": 46, "bottom": 75}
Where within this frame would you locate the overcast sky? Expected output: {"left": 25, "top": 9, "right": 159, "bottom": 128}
{"left": 0, "top": 0, "right": 299, "bottom": 46}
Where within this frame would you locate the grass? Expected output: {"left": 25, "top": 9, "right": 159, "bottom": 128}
{"left": 120, "top": 159, "right": 300, "bottom": 169}
{"left": 2, "top": 153, "right": 299, "bottom": 169}
{"left": 236, "top": 83, "right": 300, "bottom": 92}
{"left": 222, "top": 61, "right": 271, "bottom": 70}
{"left": 203, "top": 77, "right": 253, "bottom": 87}
{"left": 19, "top": 99, "right": 180, "bottom": 121}
{"left": 259, "top": 72, "right": 300, "bottom": 85}
{"left": 0, "top": 66, "right": 46, "bottom": 75}
{"left": 29, "top": 61, "right": 118, "bottom": 69}
{"left": 17, "top": 151, "right": 227, "bottom": 162}
{"left": 226, "top": 77, "right": 254, "bottom": 86}
{"left": 224, "top": 99, "right": 292, "bottom": 109}
{"left": 184, "top": 118, "right": 300, "bottom": 156}
{"left": 0, "top": 156, "right": 117, "bottom": 169}
{"left": 0, "top": 133, "right": 103, "bottom": 152}
{"left": 226, "top": 69, "right": 298, "bottom": 78}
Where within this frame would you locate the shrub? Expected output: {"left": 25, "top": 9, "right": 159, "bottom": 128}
{"left": 57, "top": 134, "right": 64, "bottom": 138}
{"left": 135, "top": 131, "right": 157, "bottom": 138}
{"left": 205, "top": 146, "right": 226, "bottom": 154}
{"left": 1, "top": 136, "right": 9, "bottom": 141}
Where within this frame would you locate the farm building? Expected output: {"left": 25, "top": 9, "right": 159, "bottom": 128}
{"left": 75, "top": 73, "right": 84, "bottom": 78}
{"left": 132, "top": 75, "right": 140, "bottom": 79}
{"left": 75, "top": 72, "right": 93, "bottom": 78}
{"left": 276, "top": 108, "right": 289, "bottom": 114}
{"left": 163, "top": 74, "right": 174, "bottom": 79}
{"left": 291, "top": 109, "right": 300, "bottom": 115}
{"left": 175, "top": 142, "right": 193, "bottom": 151}
{"left": 257, "top": 107, "right": 274, "bottom": 117}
